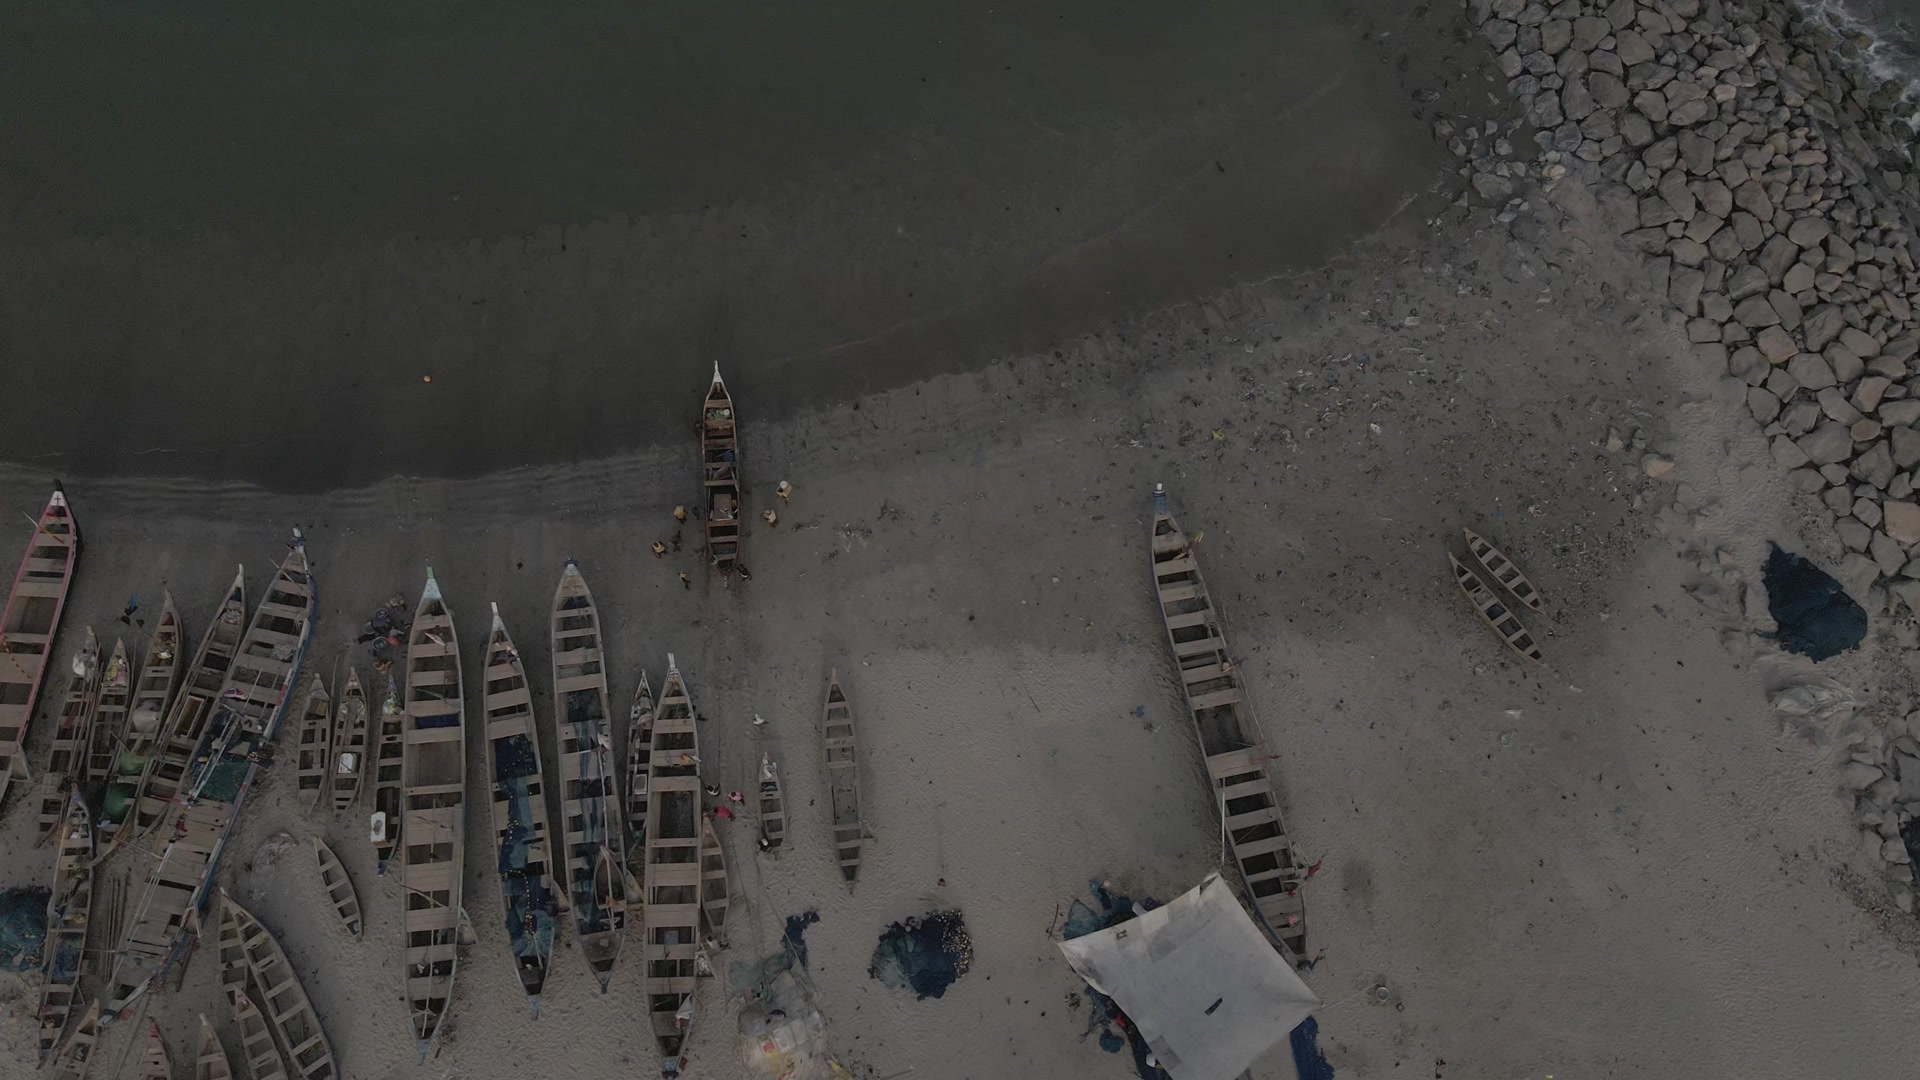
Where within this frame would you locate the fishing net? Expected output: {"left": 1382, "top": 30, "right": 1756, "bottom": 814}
{"left": 0, "top": 888, "right": 49, "bottom": 972}
{"left": 868, "top": 909, "right": 972, "bottom": 999}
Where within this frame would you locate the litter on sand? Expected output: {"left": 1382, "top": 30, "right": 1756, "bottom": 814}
{"left": 1762, "top": 544, "right": 1866, "bottom": 661}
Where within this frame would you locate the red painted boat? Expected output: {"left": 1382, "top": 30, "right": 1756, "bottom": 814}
{"left": 0, "top": 487, "right": 81, "bottom": 809}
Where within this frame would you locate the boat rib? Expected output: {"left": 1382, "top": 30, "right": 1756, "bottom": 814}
{"left": 223, "top": 892, "right": 339, "bottom": 1080}
{"left": 329, "top": 669, "right": 369, "bottom": 813}
{"left": 312, "top": 836, "right": 363, "bottom": 938}
{"left": 195, "top": 1014, "right": 234, "bottom": 1080}
{"left": 369, "top": 675, "right": 403, "bottom": 874}
{"left": 822, "top": 672, "right": 863, "bottom": 884}
{"left": 37, "top": 628, "right": 101, "bottom": 839}
{"left": 1463, "top": 528, "right": 1546, "bottom": 612}
{"left": 400, "top": 569, "right": 466, "bottom": 1059}
{"left": 551, "top": 562, "right": 627, "bottom": 992}
{"left": 626, "top": 673, "right": 655, "bottom": 855}
{"left": 110, "top": 537, "right": 315, "bottom": 1017}
{"left": 46, "top": 999, "right": 101, "bottom": 1080}
{"left": 643, "top": 655, "right": 702, "bottom": 1077}
{"left": 97, "top": 597, "right": 184, "bottom": 857}
{"left": 1149, "top": 485, "right": 1311, "bottom": 965}
{"left": 700, "top": 817, "right": 730, "bottom": 947}
{"left": 135, "top": 571, "right": 246, "bottom": 837}
{"left": 483, "top": 604, "right": 560, "bottom": 1016}
{"left": 757, "top": 755, "right": 785, "bottom": 851}
{"left": 38, "top": 793, "right": 94, "bottom": 1064}
{"left": 292, "top": 676, "right": 332, "bottom": 808}
{"left": 1450, "top": 553, "right": 1545, "bottom": 663}
{"left": 231, "top": 992, "right": 289, "bottom": 1080}
{"left": 0, "top": 487, "right": 81, "bottom": 810}
{"left": 138, "top": 1020, "right": 174, "bottom": 1080}
{"left": 85, "top": 639, "right": 131, "bottom": 790}
{"left": 701, "top": 365, "right": 743, "bottom": 574}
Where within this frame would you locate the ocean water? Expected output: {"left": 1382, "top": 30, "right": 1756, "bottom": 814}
{"left": 1800, "top": 0, "right": 1920, "bottom": 88}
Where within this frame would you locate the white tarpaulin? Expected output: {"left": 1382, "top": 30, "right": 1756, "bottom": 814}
{"left": 1056, "top": 872, "right": 1319, "bottom": 1080}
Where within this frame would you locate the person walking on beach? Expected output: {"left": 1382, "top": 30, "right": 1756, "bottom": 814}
{"left": 776, "top": 480, "right": 793, "bottom": 501}
{"left": 761, "top": 509, "right": 778, "bottom": 527}
{"left": 652, "top": 541, "right": 668, "bottom": 558}
{"left": 678, "top": 572, "right": 691, "bottom": 590}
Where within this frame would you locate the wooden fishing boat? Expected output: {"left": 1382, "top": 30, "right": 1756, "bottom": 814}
{"left": 700, "top": 817, "right": 730, "bottom": 947}
{"left": 551, "top": 562, "right": 628, "bottom": 992}
{"left": 757, "top": 754, "right": 785, "bottom": 851}
{"left": 822, "top": 672, "right": 863, "bottom": 884}
{"left": 292, "top": 676, "right": 332, "bottom": 808}
{"left": 46, "top": 999, "right": 100, "bottom": 1080}
{"left": 482, "top": 604, "right": 560, "bottom": 1016}
{"left": 218, "top": 891, "right": 249, "bottom": 1004}
{"left": 701, "top": 365, "right": 743, "bottom": 574}
{"left": 0, "top": 487, "right": 81, "bottom": 809}
{"left": 1463, "top": 528, "right": 1546, "bottom": 612}
{"left": 36, "top": 628, "right": 101, "bottom": 839}
{"left": 224, "top": 893, "right": 339, "bottom": 1080}
{"left": 38, "top": 793, "right": 94, "bottom": 1064}
{"left": 626, "top": 673, "right": 654, "bottom": 853}
{"left": 369, "top": 675, "right": 403, "bottom": 874}
{"left": 400, "top": 569, "right": 466, "bottom": 1058}
{"left": 1149, "top": 485, "right": 1310, "bottom": 965}
{"left": 231, "top": 992, "right": 289, "bottom": 1080}
{"left": 195, "top": 1014, "right": 234, "bottom": 1080}
{"left": 329, "top": 669, "right": 369, "bottom": 813}
{"left": 136, "top": 571, "right": 245, "bottom": 836}
{"left": 642, "top": 655, "right": 703, "bottom": 1076}
{"left": 1449, "top": 553, "right": 1544, "bottom": 663}
{"left": 110, "top": 537, "right": 315, "bottom": 1016}
{"left": 96, "top": 597, "right": 184, "bottom": 855}
{"left": 138, "top": 1020, "right": 173, "bottom": 1080}
{"left": 85, "top": 639, "right": 131, "bottom": 791}
{"left": 312, "top": 836, "right": 363, "bottom": 938}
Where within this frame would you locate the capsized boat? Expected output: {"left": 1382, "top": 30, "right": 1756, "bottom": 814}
{"left": 97, "top": 597, "right": 184, "bottom": 856}
{"left": 137, "top": 1020, "right": 173, "bottom": 1080}
{"left": 38, "top": 793, "right": 93, "bottom": 1064}
{"left": 483, "top": 604, "right": 560, "bottom": 1016}
{"left": 36, "top": 628, "right": 101, "bottom": 839}
{"left": 109, "top": 536, "right": 315, "bottom": 1017}
{"left": 329, "top": 669, "right": 369, "bottom": 813}
{"left": 1449, "top": 553, "right": 1545, "bottom": 664}
{"left": 701, "top": 365, "right": 743, "bottom": 574}
{"left": 643, "top": 655, "right": 702, "bottom": 1076}
{"left": 223, "top": 892, "right": 339, "bottom": 1080}
{"left": 700, "top": 817, "right": 730, "bottom": 947}
{"left": 231, "top": 992, "right": 290, "bottom": 1080}
{"left": 136, "top": 572, "right": 246, "bottom": 836}
{"left": 85, "top": 638, "right": 131, "bottom": 791}
{"left": 292, "top": 675, "right": 332, "bottom": 808}
{"left": 46, "top": 999, "right": 100, "bottom": 1080}
{"left": 551, "top": 563, "right": 627, "bottom": 991}
{"left": 626, "top": 673, "right": 655, "bottom": 854}
{"left": 822, "top": 672, "right": 863, "bottom": 884}
{"left": 312, "top": 836, "right": 363, "bottom": 938}
{"left": 195, "top": 1014, "right": 234, "bottom": 1080}
{"left": 1149, "top": 485, "right": 1310, "bottom": 964}
{"left": 757, "top": 754, "right": 785, "bottom": 851}
{"left": 400, "top": 569, "right": 466, "bottom": 1058}
{"left": 369, "top": 675, "right": 404, "bottom": 874}
{"left": 0, "top": 487, "right": 81, "bottom": 809}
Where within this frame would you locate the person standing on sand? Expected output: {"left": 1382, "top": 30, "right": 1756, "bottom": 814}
{"left": 761, "top": 509, "right": 778, "bottom": 527}
{"left": 776, "top": 480, "right": 793, "bottom": 501}
{"left": 678, "top": 572, "right": 691, "bottom": 590}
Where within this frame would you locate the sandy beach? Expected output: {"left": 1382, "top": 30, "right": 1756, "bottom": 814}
{"left": 6, "top": 0, "right": 1920, "bottom": 1078}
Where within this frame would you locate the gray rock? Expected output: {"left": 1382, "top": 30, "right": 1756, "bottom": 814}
{"left": 1790, "top": 468, "right": 1827, "bottom": 493}
{"left": 1614, "top": 28, "right": 1654, "bottom": 65}
{"left": 1840, "top": 327, "right": 1880, "bottom": 359}
{"left": 1657, "top": 170, "right": 1695, "bottom": 220}
{"left": 1818, "top": 387, "right": 1863, "bottom": 425}
{"left": 1804, "top": 304, "right": 1847, "bottom": 351}
{"left": 1639, "top": 196, "right": 1678, "bottom": 228}
{"left": 1642, "top": 137, "right": 1678, "bottom": 172}
{"left": 1771, "top": 434, "right": 1812, "bottom": 468}
{"left": 1857, "top": 497, "right": 1885, "bottom": 528}
{"left": 1788, "top": 216, "right": 1833, "bottom": 248}
{"left": 1589, "top": 71, "right": 1629, "bottom": 110}
{"left": 1667, "top": 98, "right": 1712, "bottom": 126}
{"left": 1749, "top": 386, "right": 1782, "bottom": 422}
{"left": 1782, "top": 260, "right": 1817, "bottom": 294}
{"left": 1589, "top": 49, "right": 1623, "bottom": 79}
{"left": 1770, "top": 289, "right": 1805, "bottom": 330}
{"left": 1683, "top": 213, "right": 1723, "bottom": 245}
{"left": 1893, "top": 426, "right": 1920, "bottom": 468}
{"left": 1844, "top": 762, "right": 1886, "bottom": 790}
{"left": 1789, "top": 352, "right": 1838, "bottom": 391}
{"left": 1757, "top": 235, "right": 1800, "bottom": 282}
{"left": 1730, "top": 346, "right": 1767, "bottom": 385}
{"left": 1856, "top": 440, "right": 1897, "bottom": 489}
{"left": 1708, "top": 224, "right": 1746, "bottom": 263}
{"left": 1486, "top": 19, "right": 1519, "bottom": 48}
{"left": 1888, "top": 500, "right": 1920, "bottom": 543}
{"left": 1498, "top": 48, "right": 1526, "bottom": 78}
{"left": 1798, "top": 421, "right": 1853, "bottom": 463}
{"left": 1734, "top": 181, "right": 1774, "bottom": 223}
{"left": 1725, "top": 264, "right": 1767, "bottom": 301}
{"left": 1669, "top": 237, "right": 1708, "bottom": 267}
{"left": 1887, "top": 334, "right": 1920, "bottom": 362}
{"left": 1837, "top": 517, "right": 1874, "bottom": 551}
{"left": 1855, "top": 376, "right": 1893, "bottom": 413}
{"left": 1474, "top": 172, "right": 1516, "bottom": 200}
{"left": 1876, "top": 531, "right": 1910, "bottom": 575}
{"left": 1541, "top": 18, "right": 1572, "bottom": 54}
{"left": 1562, "top": 76, "right": 1593, "bottom": 121}
{"left": 1729, "top": 211, "right": 1766, "bottom": 252}
{"left": 1634, "top": 88, "right": 1668, "bottom": 124}
{"left": 1827, "top": 344, "right": 1865, "bottom": 384}
{"left": 1669, "top": 267, "right": 1705, "bottom": 315}
{"left": 1701, "top": 292, "right": 1733, "bottom": 323}
{"left": 1620, "top": 111, "right": 1654, "bottom": 147}
{"left": 1732, "top": 295, "right": 1779, "bottom": 328}
{"left": 1755, "top": 325, "right": 1799, "bottom": 362}
{"left": 1884, "top": 400, "right": 1920, "bottom": 426}
{"left": 1532, "top": 90, "right": 1564, "bottom": 127}
{"left": 1603, "top": 0, "right": 1635, "bottom": 31}
{"left": 1571, "top": 14, "right": 1610, "bottom": 51}
{"left": 1686, "top": 318, "right": 1721, "bottom": 343}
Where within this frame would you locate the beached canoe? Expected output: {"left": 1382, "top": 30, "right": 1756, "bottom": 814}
{"left": 0, "top": 487, "right": 80, "bottom": 810}
{"left": 822, "top": 672, "right": 863, "bottom": 884}
{"left": 38, "top": 793, "right": 93, "bottom": 1064}
{"left": 217, "top": 891, "right": 249, "bottom": 1004}
{"left": 626, "top": 673, "right": 655, "bottom": 853}
{"left": 136, "top": 571, "right": 246, "bottom": 836}
{"left": 138, "top": 1019, "right": 173, "bottom": 1080}
{"left": 1449, "top": 552, "right": 1544, "bottom": 664}
{"left": 231, "top": 991, "right": 290, "bottom": 1080}
{"left": 483, "top": 605, "right": 560, "bottom": 1017}
{"left": 369, "top": 675, "right": 403, "bottom": 874}
{"left": 293, "top": 675, "right": 332, "bottom": 809}
{"left": 36, "top": 629, "right": 101, "bottom": 839}
{"left": 757, "top": 754, "right": 785, "bottom": 851}
{"left": 1149, "top": 485, "right": 1311, "bottom": 965}
{"left": 643, "top": 655, "right": 703, "bottom": 1077}
{"left": 401, "top": 569, "right": 466, "bottom": 1059}
{"left": 45, "top": 999, "right": 100, "bottom": 1080}
{"left": 110, "top": 536, "right": 315, "bottom": 1017}
{"left": 85, "top": 638, "right": 131, "bottom": 791}
{"left": 312, "top": 836, "right": 363, "bottom": 938}
{"left": 223, "top": 892, "right": 339, "bottom": 1080}
{"left": 700, "top": 816, "right": 730, "bottom": 947}
{"left": 1463, "top": 528, "right": 1545, "bottom": 612}
{"left": 551, "top": 563, "right": 627, "bottom": 992}
{"left": 701, "top": 365, "right": 743, "bottom": 574}
{"left": 195, "top": 1014, "right": 234, "bottom": 1080}
{"left": 97, "top": 597, "right": 184, "bottom": 856}
{"left": 329, "top": 669, "right": 369, "bottom": 813}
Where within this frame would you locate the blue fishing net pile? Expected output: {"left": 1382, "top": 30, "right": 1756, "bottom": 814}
{"left": 784, "top": 910, "right": 821, "bottom": 968}
{"left": 1763, "top": 544, "right": 1866, "bottom": 661}
{"left": 0, "top": 888, "right": 49, "bottom": 972}
{"left": 868, "top": 909, "right": 972, "bottom": 999}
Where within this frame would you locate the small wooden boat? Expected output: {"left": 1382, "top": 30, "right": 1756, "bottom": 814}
{"left": 96, "top": 597, "right": 184, "bottom": 855}
{"left": 401, "top": 569, "right": 466, "bottom": 1059}
{"left": 482, "top": 604, "right": 560, "bottom": 1016}
{"left": 38, "top": 793, "right": 93, "bottom": 1064}
{"left": 0, "top": 487, "right": 81, "bottom": 810}
{"left": 551, "top": 562, "right": 627, "bottom": 992}
{"left": 700, "top": 817, "right": 730, "bottom": 947}
{"left": 85, "top": 639, "right": 131, "bottom": 791}
{"left": 757, "top": 755, "right": 785, "bottom": 851}
{"left": 1149, "top": 485, "right": 1311, "bottom": 965}
{"left": 137, "top": 1020, "right": 173, "bottom": 1080}
{"left": 231, "top": 992, "right": 290, "bottom": 1080}
{"left": 642, "top": 655, "right": 703, "bottom": 1076}
{"left": 37, "top": 629, "right": 101, "bottom": 839}
{"left": 293, "top": 675, "right": 332, "bottom": 808}
{"left": 329, "top": 669, "right": 369, "bottom": 813}
{"left": 822, "top": 672, "right": 863, "bottom": 884}
{"left": 369, "top": 675, "right": 404, "bottom": 874}
{"left": 46, "top": 999, "right": 100, "bottom": 1080}
{"left": 224, "top": 892, "right": 339, "bottom": 1080}
{"left": 701, "top": 365, "right": 743, "bottom": 574}
{"left": 312, "top": 836, "right": 363, "bottom": 938}
{"left": 1449, "top": 553, "right": 1545, "bottom": 663}
{"left": 626, "top": 673, "right": 655, "bottom": 853}
{"left": 218, "top": 892, "right": 249, "bottom": 1004}
{"left": 136, "top": 571, "right": 246, "bottom": 836}
{"left": 195, "top": 1014, "right": 235, "bottom": 1080}
{"left": 1463, "top": 528, "right": 1545, "bottom": 612}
